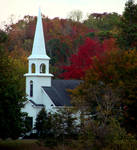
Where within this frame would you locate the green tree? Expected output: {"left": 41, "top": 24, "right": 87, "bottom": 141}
{"left": 0, "top": 46, "right": 27, "bottom": 139}
{"left": 35, "top": 107, "right": 78, "bottom": 147}
{"left": 35, "top": 108, "right": 52, "bottom": 138}
{"left": 117, "top": 0, "right": 137, "bottom": 50}
{"left": 0, "top": 30, "right": 8, "bottom": 44}
{"left": 84, "top": 12, "right": 121, "bottom": 32}
{"left": 71, "top": 84, "right": 137, "bottom": 150}
{"left": 57, "top": 107, "right": 77, "bottom": 138}
{"left": 84, "top": 12, "right": 121, "bottom": 41}
{"left": 47, "top": 38, "right": 70, "bottom": 65}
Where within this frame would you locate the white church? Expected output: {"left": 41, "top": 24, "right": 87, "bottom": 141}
{"left": 22, "top": 9, "right": 80, "bottom": 127}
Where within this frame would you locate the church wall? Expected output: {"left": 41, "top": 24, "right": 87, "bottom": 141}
{"left": 22, "top": 102, "right": 38, "bottom": 126}
{"left": 26, "top": 76, "right": 51, "bottom": 104}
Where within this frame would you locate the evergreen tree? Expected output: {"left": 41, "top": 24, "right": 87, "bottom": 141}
{"left": 0, "top": 46, "right": 27, "bottom": 139}
{"left": 57, "top": 107, "right": 77, "bottom": 137}
{"left": 117, "top": 0, "right": 137, "bottom": 50}
{"left": 35, "top": 108, "right": 52, "bottom": 138}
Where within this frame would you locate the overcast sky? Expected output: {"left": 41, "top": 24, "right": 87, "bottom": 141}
{"left": 0, "top": 0, "right": 136, "bottom": 28}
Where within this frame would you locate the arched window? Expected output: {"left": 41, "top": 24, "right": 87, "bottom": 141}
{"left": 40, "top": 63, "right": 46, "bottom": 73}
{"left": 30, "top": 80, "right": 33, "bottom": 97}
{"left": 31, "top": 64, "right": 35, "bottom": 73}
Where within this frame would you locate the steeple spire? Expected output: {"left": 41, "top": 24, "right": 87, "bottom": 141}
{"left": 29, "top": 8, "right": 49, "bottom": 59}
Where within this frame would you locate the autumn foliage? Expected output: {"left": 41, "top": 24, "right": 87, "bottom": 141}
{"left": 0, "top": 0, "right": 137, "bottom": 142}
{"left": 70, "top": 49, "right": 137, "bottom": 134}
{"left": 60, "top": 38, "right": 117, "bottom": 79}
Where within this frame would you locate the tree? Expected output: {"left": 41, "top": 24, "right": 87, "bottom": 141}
{"left": 70, "top": 49, "right": 137, "bottom": 135}
{"left": 60, "top": 37, "right": 107, "bottom": 79}
{"left": 69, "top": 82, "right": 137, "bottom": 150}
{"left": 84, "top": 12, "right": 121, "bottom": 31}
{"left": 35, "top": 107, "right": 77, "bottom": 147}
{"left": 84, "top": 12, "right": 121, "bottom": 41}
{"left": 35, "top": 108, "right": 52, "bottom": 138}
{"left": 0, "top": 30, "right": 8, "bottom": 44}
{"left": 117, "top": 0, "right": 137, "bottom": 50}
{"left": 47, "top": 38, "right": 70, "bottom": 65}
{"left": 0, "top": 46, "right": 27, "bottom": 139}
{"left": 56, "top": 107, "right": 77, "bottom": 138}
{"left": 68, "top": 10, "right": 83, "bottom": 22}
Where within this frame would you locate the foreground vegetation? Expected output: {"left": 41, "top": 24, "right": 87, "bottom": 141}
{"left": 0, "top": 140, "right": 47, "bottom": 150}
{"left": 0, "top": 1, "right": 137, "bottom": 150}
{"left": 0, "top": 139, "right": 137, "bottom": 150}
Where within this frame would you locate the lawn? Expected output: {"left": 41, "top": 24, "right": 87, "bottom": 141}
{"left": 0, "top": 139, "right": 72, "bottom": 150}
{"left": 0, "top": 139, "right": 50, "bottom": 150}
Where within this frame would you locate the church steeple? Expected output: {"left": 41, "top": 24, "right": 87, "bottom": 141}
{"left": 26, "top": 8, "right": 53, "bottom": 75}
{"left": 29, "top": 8, "right": 49, "bottom": 59}
{"left": 25, "top": 9, "right": 53, "bottom": 104}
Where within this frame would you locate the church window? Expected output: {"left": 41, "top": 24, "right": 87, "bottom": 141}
{"left": 40, "top": 63, "right": 46, "bottom": 73}
{"left": 31, "top": 64, "right": 35, "bottom": 73}
{"left": 30, "top": 80, "right": 33, "bottom": 97}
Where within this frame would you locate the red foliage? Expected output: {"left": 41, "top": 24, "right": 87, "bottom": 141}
{"left": 103, "top": 38, "right": 118, "bottom": 51}
{"left": 60, "top": 37, "right": 107, "bottom": 79}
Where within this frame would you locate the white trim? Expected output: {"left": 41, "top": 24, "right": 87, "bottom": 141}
{"left": 28, "top": 56, "right": 50, "bottom": 60}
{"left": 24, "top": 73, "right": 53, "bottom": 77}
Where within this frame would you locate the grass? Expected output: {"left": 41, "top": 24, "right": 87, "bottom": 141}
{"left": 0, "top": 138, "right": 137, "bottom": 150}
{"left": 0, "top": 139, "right": 72, "bottom": 150}
{"left": 0, "top": 139, "right": 50, "bottom": 150}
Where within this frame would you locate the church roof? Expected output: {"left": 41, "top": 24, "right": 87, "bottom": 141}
{"left": 42, "top": 79, "right": 81, "bottom": 106}
{"left": 28, "top": 8, "right": 50, "bottom": 59}
{"left": 29, "top": 100, "right": 45, "bottom": 107}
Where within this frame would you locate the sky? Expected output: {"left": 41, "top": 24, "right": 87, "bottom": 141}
{"left": 0, "top": 0, "right": 136, "bottom": 29}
